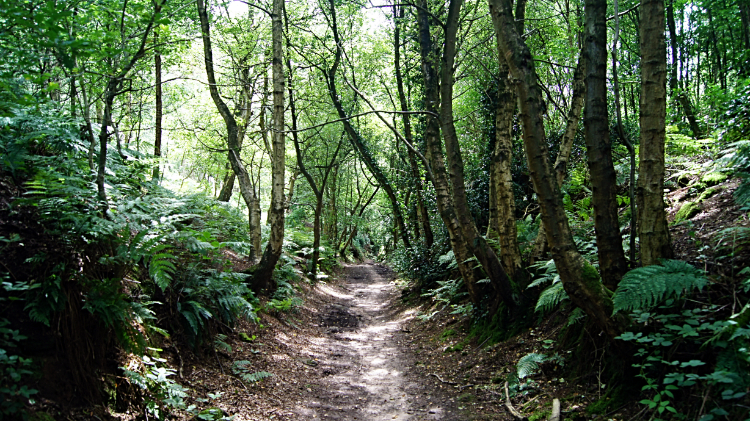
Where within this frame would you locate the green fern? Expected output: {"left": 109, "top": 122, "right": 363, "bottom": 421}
{"left": 438, "top": 250, "right": 458, "bottom": 269}
{"left": 517, "top": 353, "right": 547, "bottom": 379}
{"left": 612, "top": 259, "right": 709, "bottom": 314}
{"left": 242, "top": 371, "right": 273, "bottom": 383}
{"left": 535, "top": 281, "right": 568, "bottom": 314}
{"left": 567, "top": 307, "right": 586, "bottom": 326}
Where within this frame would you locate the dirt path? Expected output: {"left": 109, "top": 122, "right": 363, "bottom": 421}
{"left": 292, "top": 262, "right": 461, "bottom": 420}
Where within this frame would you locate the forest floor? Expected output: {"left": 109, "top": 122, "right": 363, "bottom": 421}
{"left": 24, "top": 176, "right": 750, "bottom": 421}
{"left": 105, "top": 262, "right": 467, "bottom": 421}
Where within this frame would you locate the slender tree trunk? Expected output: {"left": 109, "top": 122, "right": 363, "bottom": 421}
{"left": 487, "top": 0, "right": 525, "bottom": 285}
{"left": 416, "top": 0, "right": 515, "bottom": 310}
{"left": 218, "top": 167, "right": 235, "bottom": 201}
{"left": 415, "top": 0, "right": 481, "bottom": 305}
{"left": 70, "top": 74, "right": 77, "bottom": 119}
{"left": 197, "top": 0, "right": 263, "bottom": 266}
{"left": 394, "top": 5, "right": 433, "bottom": 249}
{"left": 488, "top": 0, "right": 622, "bottom": 336}
{"left": 583, "top": 0, "right": 628, "bottom": 288}
{"left": 96, "top": 1, "right": 163, "bottom": 206}
{"left": 79, "top": 72, "right": 96, "bottom": 172}
{"left": 441, "top": 0, "right": 516, "bottom": 309}
{"left": 612, "top": 0, "right": 637, "bottom": 266}
{"left": 324, "top": 0, "right": 412, "bottom": 251}
{"left": 153, "top": 30, "right": 163, "bottom": 182}
{"left": 286, "top": 167, "right": 298, "bottom": 212}
{"left": 667, "top": 0, "right": 702, "bottom": 138}
{"left": 741, "top": 0, "right": 750, "bottom": 64}
{"left": 638, "top": 0, "right": 674, "bottom": 266}
{"left": 487, "top": 64, "right": 524, "bottom": 284}
{"left": 251, "top": 0, "right": 287, "bottom": 291}
{"left": 531, "top": 53, "right": 586, "bottom": 261}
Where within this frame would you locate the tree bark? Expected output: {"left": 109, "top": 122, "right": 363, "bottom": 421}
{"left": 488, "top": 0, "right": 622, "bottom": 336}
{"left": 218, "top": 165, "right": 235, "bottom": 201}
{"left": 251, "top": 0, "right": 287, "bottom": 291}
{"left": 611, "top": 0, "right": 637, "bottom": 266}
{"left": 638, "top": 0, "right": 674, "bottom": 266}
{"left": 96, "top": 0, "right": 164, "bottom": 207}
{"left": 741, "top": 0, "right": 750, "bottom": 58}
{"left": 416, "top": 0, "right": 515, "bottom": 310}
{"left": 153, "top": 30, "right": 163, "bottom": 182}
{"left": 583, "top": 0, "right": 628, "bottom": 289}
{"left": 487, "top": 66, "right": 525, "bottom": 286}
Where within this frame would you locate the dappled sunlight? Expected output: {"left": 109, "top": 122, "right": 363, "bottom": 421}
{"left": 317, "top": 284, "right": 355, "bottom": 300}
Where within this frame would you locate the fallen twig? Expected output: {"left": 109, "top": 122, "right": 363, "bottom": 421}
{"left": 457, "top": 383, "right": 474, "bottom": 390}
{"left": 504, "top": 381, "right": 528, "bottom": 420}
{"left": 429, "top": 373, "right": 458, "bottom": 385}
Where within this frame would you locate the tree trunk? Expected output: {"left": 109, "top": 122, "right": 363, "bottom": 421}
{"left": 251, "top": 0, "right": 287, "bottom": 291}
{"left": 415, "top": 0, "right": 515, "bottom": 311}
{"left": 487, "top": 62, "right": 524, "bottom": 284}
{"left": 96, "top": 1, "right": 163, "bottom": 207}
{"left": 583, "top": 0, "right": 628, "bottom": 289}
{"left": 638, "top": 0, "right": 674, "bottom": 266}
{"left": 666, "top": 0, "right": 702, "bottom": 138}
{"left": 394, "top": 5, "right": 433, "bottom": 250}
{"left": 612, "top": 0, "right": 638, "bottom": 266}
{"left": 488, "top": 0, "right": 622, "bottom": 337}
{"left": 531, "top": 53, "right": 586, "bottom": 261}
{"left": 324, "top": 0, "right": 412, "bottom": 251}
{"left": 218, "top": 167, "right": 235, "bottom": 201}
{"left": 197, "top": 0, "right": 263, "bottom": 266}
{"left": 741, "top": 0, "right": 750, "bottom": 62}
{"left": 153, "top": 30, "right": 163, "bottom": 182}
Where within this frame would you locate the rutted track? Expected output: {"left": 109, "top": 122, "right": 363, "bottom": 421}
{"left": 292, "top": 262, "right": 460, "bottom": 420}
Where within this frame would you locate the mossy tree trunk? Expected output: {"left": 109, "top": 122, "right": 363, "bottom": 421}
{"left": 416, "top": 0, "right": 515, "bottom": 311}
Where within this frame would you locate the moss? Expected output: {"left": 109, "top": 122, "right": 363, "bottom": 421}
{"left": 445, "top": 342, "right": 465, "bottom": 352}
{"left": 701, "top": 171, "right": 728, "bottom": 186}
{"left": 457, "top": 392, "right": 476, "bottom": 402}
{"left": 698, "top": 186, "right": 719, "bottom": 202}
{"left": 440, "top": 328, "right": 456, "bottom": 340}
{"left": 674, "top": 201, "right": 701, "bottom": 222}
{"left": 528, "top": 411, "right": 551, "bottom": 421}
{"left": 239, "top": 332, "right": 255, "bottom": 342}
{"left": 193, "top": 408, "right": 228, "bottom": 420}
{"left": 691, "top": 182, "right": 707, "bottom": 193}
{"left": 579, "top": 260, "right": 602, "bottom": 288}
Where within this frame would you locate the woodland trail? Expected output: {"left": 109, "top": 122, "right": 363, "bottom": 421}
{"left": 291, "top": 262, "right": 461, "bottom": 420}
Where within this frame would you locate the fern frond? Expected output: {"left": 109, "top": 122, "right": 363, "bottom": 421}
{"left": 242, "top": 371, "right": 273, "bottom": 383}
{"left": 535, "top": 281, "right": 568, "bottom": 314}
{"left": 567, "top": 307, "right": 586, "bottom": 326}
{"left": 517, "top": 353, "right": 547, "bottom": 379}
{"left": 612, "top": 260, "right": 709, "bottom": 314}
